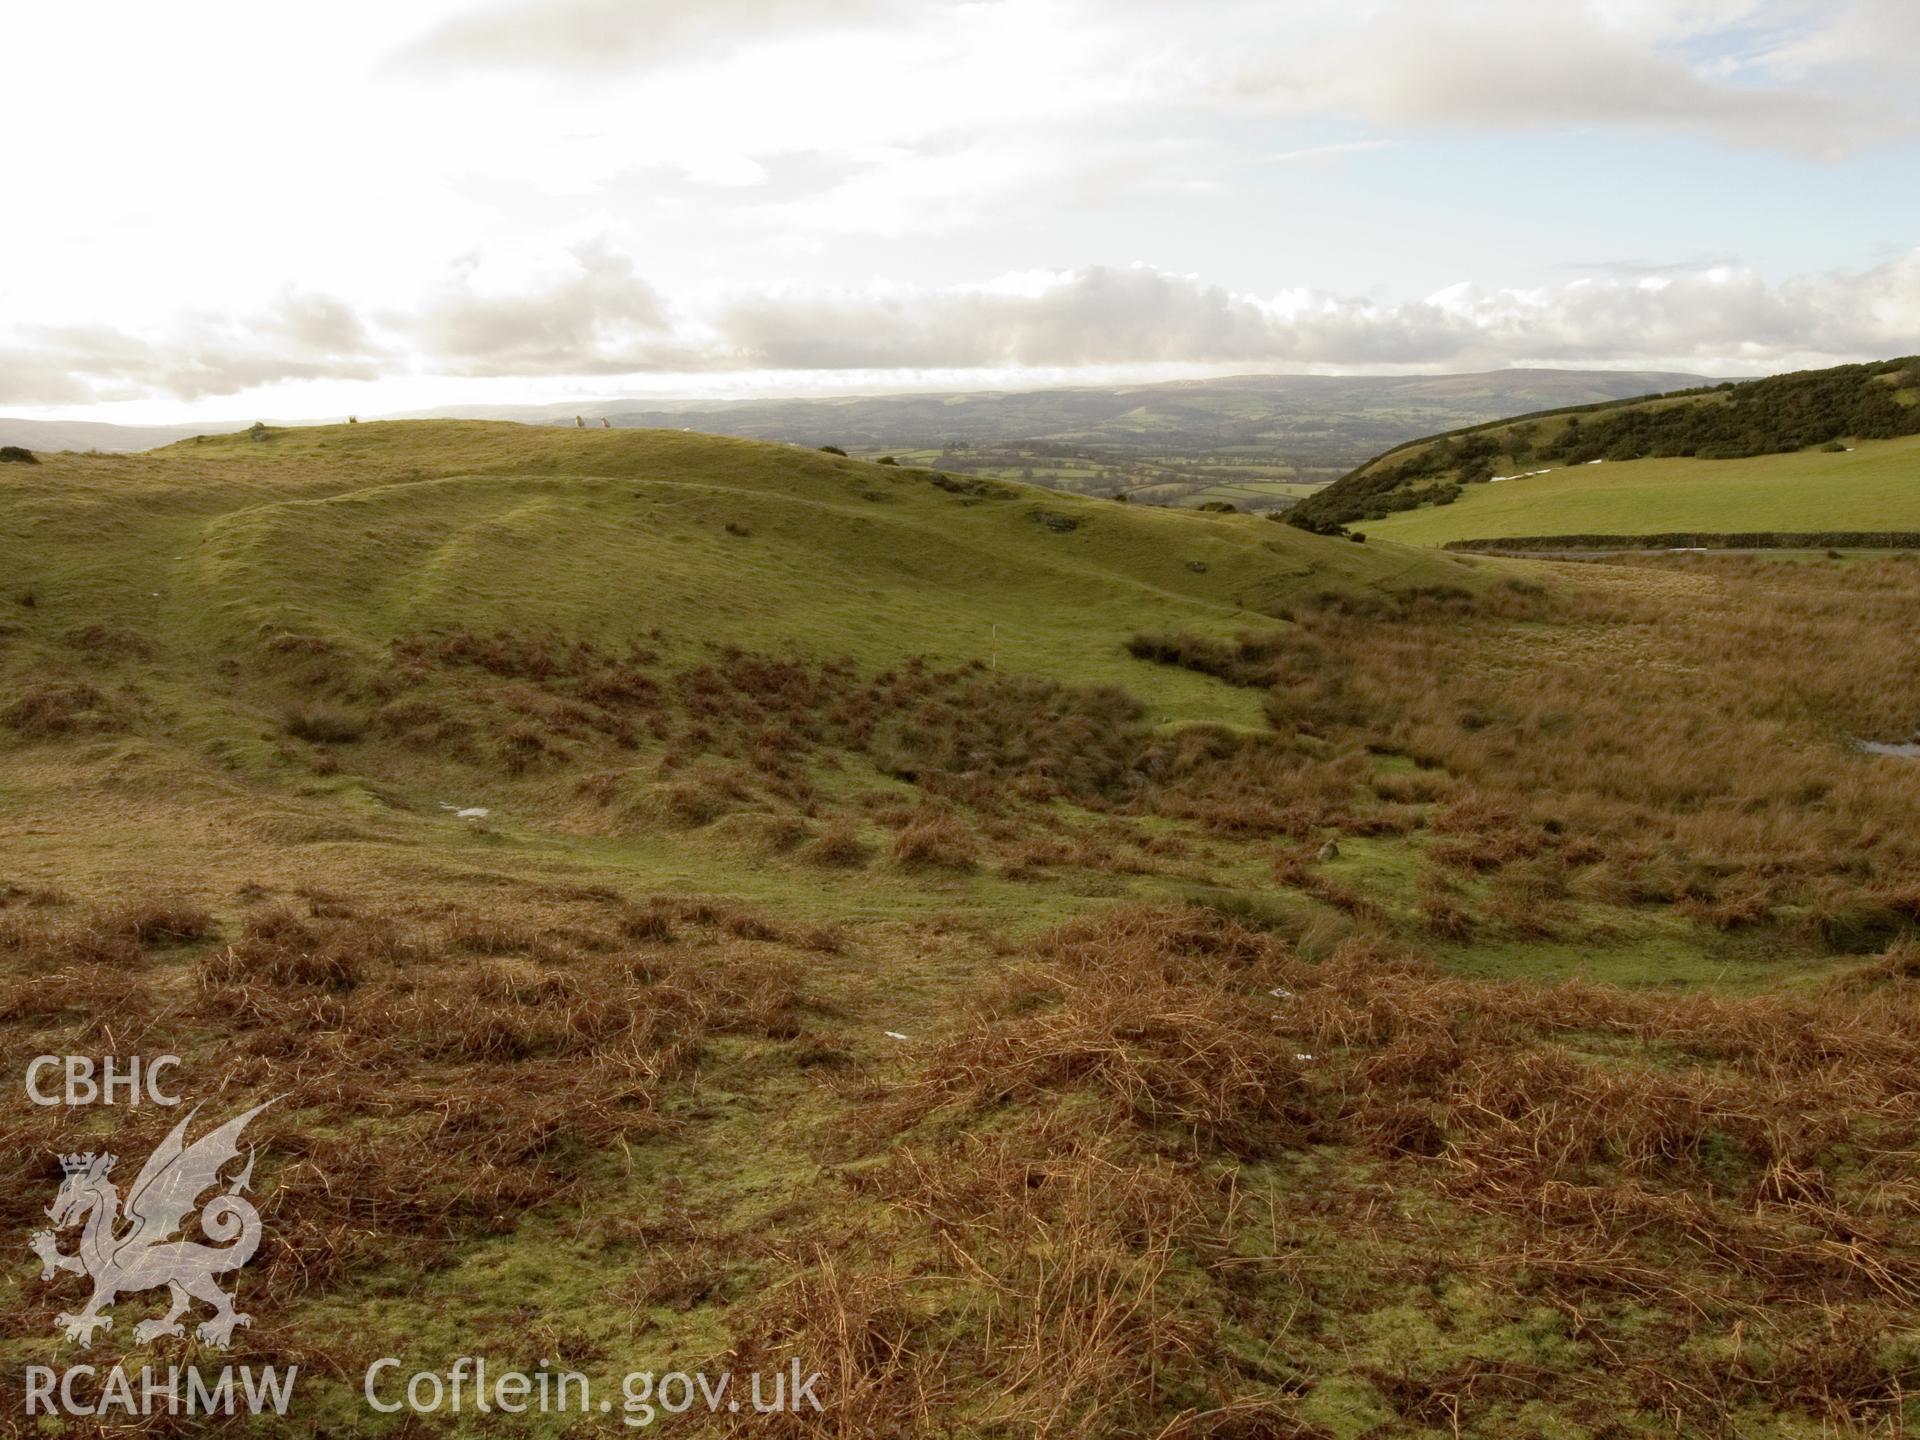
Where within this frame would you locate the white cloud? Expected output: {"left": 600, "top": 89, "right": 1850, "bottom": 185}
{"left": 711, "top": 267, "right": 1285, "bottom": 369}
{"left": 407, "top": 0, "right": 894, "bottom": 71}
{"left": 9, "top": 252, "right": 1917, "bottom": 411}
{"left": 702, "top": 252, "right": 1920, "bottom": 372}
{"left": 404, "top": 0, "right": 1919, "bottom": 159}
{"left": 1206, "top": 0, "right": 1916, "bottom": 158}
{"left": 0, "top": 292, "right": 387, "bottom": 407}
{"left": 413, "top": 241, "right": 690, "bottom": 375}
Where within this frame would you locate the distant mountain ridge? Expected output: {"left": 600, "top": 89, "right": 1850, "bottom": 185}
{"left": 0, "top": 370, "right": 1706, "bottom": 466}
{"left": 0, "top": 416, "right": 252, "bottom": 453}
{"left": 410, "top": 368, "right": 1711, "bottom": 461}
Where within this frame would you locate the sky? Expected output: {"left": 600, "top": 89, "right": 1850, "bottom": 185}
{"left": 2, "top": 0, "right": 1917, "bottom": 422}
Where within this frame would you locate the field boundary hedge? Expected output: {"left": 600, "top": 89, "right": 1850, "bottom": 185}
{"left": 1443, "top": 531, "right": 1920, "bottom": 553}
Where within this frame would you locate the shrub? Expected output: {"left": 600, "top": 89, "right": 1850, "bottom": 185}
{"left": 818, "top": 444, "right": 847, "bottom": 456}
{"left": 1126, "top": 632, "right": 1287, "bottom": 688}
{"left": 0, "top": 445, "right": 36, "bottom": 464}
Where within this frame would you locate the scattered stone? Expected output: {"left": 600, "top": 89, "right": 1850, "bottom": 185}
{"left": 1316, "top": 839, "right": 1340, "bottom": 862}
{"left": 1855, "top": 736, "right": 1920, "bottom": 759}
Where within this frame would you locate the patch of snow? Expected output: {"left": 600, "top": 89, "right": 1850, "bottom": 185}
{"left": 457, "top": 807, "right": 490, "bottom": 819}
{"left": 884, "top": 1031, "right": 910, "bottom": 1041}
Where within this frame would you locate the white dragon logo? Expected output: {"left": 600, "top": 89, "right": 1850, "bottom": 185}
{"left": 29, "top": 1100, "right": 274, "bottom": 1348}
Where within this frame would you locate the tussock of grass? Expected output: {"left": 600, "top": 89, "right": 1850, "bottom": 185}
{"left": 281, "top": 702, "right": 367, "bottom": 744}
{"left": 891, "top": 811, "right": 979, "bottom": 871}
{"left": 1, "top": 680, "right": 123, "bottom": 736}
{"left": 0, "top": 899, "right": 215, "bottom": 967}
{"left": 801, "top": 820, "right": 872, "bottom": 868}
{"left": 896, "top": 910, "right": 1314, "bottom": 1155}
{"left": 111, "top": 898, "right": 216, "bottom": 945}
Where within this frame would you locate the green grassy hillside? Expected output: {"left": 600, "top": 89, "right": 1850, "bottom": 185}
{"left": 5, "top": 420, "right": 1457, "bottom": 700}
{"left": 0, "top": 420, "right": 1467, "bottom": 897}
{"left": 1292, "top": 355, "right": 1920, "bottom": 537}
{"left": 1355, "top": 432, "right": 1920, "bottom": 545}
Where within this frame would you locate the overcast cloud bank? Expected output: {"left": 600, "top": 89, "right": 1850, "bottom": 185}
{"left": 5, "top": 250, "right": 1916, "bottom": 408}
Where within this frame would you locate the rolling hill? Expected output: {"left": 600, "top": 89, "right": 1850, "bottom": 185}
{"left": 0, "top": 369, "right": 1702, "bottom": 516}
{"left": 1291, "top": 355, "right": 1920, "bottom": 541}
{"left": 0, "top": 421, "right": 1458, "bottom": 744}
{"left": 0, "top": 419, "right": 1476, "bottom": 906}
